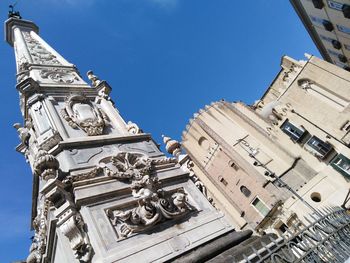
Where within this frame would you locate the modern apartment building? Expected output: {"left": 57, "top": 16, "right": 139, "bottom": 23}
{"left": 291, "top": 0, "right": 350, "bottom": 70}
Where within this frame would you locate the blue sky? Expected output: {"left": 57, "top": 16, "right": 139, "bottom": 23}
{"left": 0, "top": 0, "right": 320, "bottom": 261}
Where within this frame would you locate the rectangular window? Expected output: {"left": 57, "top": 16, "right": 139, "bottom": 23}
{"left": 341, "top": 121, "right": 350, "bottom": 132}
{"left": 327, "top": 0, "right": 343, "bottom": 11}
{"left": 252, "top": 197, "right": 270, "bottom": 216}
{"left": 306, "top": 136, "right": 333, "bottom": 159}
{"left": 309, "top": 15, "right": 325, "bottom": 25}
{"left": 335, "top": 61, "right": 347, "bottom": 67}
{"left": 327, "top": 49, "right": 342, "bottom": 57}
{"left": 331, "top": 154, "right": 350, "bottom": 178}
{"left": 320, "top": 34, "right": 335, "bottom": 43}
{"left": 280, "top": 120, "right": 306, "bottom": 142}
{"left": 337, "top": 24, "right": 350, "bottom": 35}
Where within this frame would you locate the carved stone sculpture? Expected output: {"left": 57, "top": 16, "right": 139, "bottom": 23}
{"left": 107, "top": 189, "right": 193, "bottom": 238}
{"left": 13, "top": 121, "right": 31, "bottom": 147}
{"left": 104, "top": 152, "right": 195, "bottom": 238}
{"left": 87, "top": 70, "right": 101, "bottom": 87}
{"left": 41, "top": 179, "right": 93, "bottom": 262}
{"left": 104, "top": 152, "right": 152, "bottom": 180}
{"left": 58, "top": 211, "right": 92, "bottom": 262}
{"left": 40, "top": 68, "right": 79, "bottom": 84}
{"left": 33, "top": 149, "right": 59, "bottom": 180}
{"left": 64, "top": 166, "right": 103, "bottom": 183}
{"left": 26, "top": 199, "right": 50, "bottom": 263}
{"left": 22, "top": 31, "right": 61, "bottom": 65}
{"left": 16, "top": 55, "right": 30, "bottom": 83}
{"left": 126, "top": 121, "right": 141, "bottom": 135}
{"left": 61, "top": 95, "right": 108, "bottom": 136}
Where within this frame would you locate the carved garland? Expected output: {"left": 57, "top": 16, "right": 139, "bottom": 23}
{"left": 61, "top": 95, "right": 108, "bottom": 136}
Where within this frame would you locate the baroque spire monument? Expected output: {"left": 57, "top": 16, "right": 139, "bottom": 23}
{"left": 5, "top": 12, "right": 239, "bottom": 263}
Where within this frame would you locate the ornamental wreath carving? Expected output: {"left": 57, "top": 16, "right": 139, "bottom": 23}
{"left": 104, "top": 152, "right": 195, "bottom": 238}
{"left": 61, "top": 95, "right": 108, "bottom": 136}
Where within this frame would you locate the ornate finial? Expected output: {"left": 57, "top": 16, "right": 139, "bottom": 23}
{"left": 8, "top": 2, "right": 22, "bottom": 19}
{"left": 162, "top": 135, "right": 182, "bottom": 157}
{"left": 87, "top": 70, "right": 101, "bottom": 87}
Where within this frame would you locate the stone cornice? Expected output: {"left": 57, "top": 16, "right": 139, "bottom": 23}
{"left": 51, "top": 133, "right": 153, "bottom": 155}
{"left": 5, "top": 17, "right": 39, "bottom": 46}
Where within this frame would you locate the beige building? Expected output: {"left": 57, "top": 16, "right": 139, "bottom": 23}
{"left": 181, "top": 54, "right": 350, "bottom": 235}
{"left": 291, "top": 0, "right": 350, "bottom": 70}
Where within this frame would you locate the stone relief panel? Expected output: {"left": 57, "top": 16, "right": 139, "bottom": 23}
{"left": 15, "top": 51, "right": 30, "bottom": 83}
{"left": 118, "top": 141, "right": 162, "bottom": 158}
{"left": 98, "top": 152, "right": 195, "bottom": 238}
{"left": 30, "top": 100, "right": 53, "bottom": 136}
{"left": 57, "top": 140, "right": 165, "bottom": 173}
{"left": 79, "top": 173, "right": 231, "bottom": 262}
{"left": 107, "top": 188, "right": 194, "bottom": 238}
{"left": 69, "top": 147, "right": 104, "bottom": 165}
{"left": 61, "top": 95, "right": 109, "bottom": 136}
{"left": 39, "top": 67, "right": 80, "bottom": 84}
{"left": 22, "top": 31, "right": 62, "bottom": 65}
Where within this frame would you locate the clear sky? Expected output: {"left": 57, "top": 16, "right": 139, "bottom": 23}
{"left": 0, "top": 0, "right": 320, "bottom": 261}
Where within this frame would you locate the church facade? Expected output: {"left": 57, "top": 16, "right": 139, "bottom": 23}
{"left": 181, "top": 54, "right": 350, "bottom": 234}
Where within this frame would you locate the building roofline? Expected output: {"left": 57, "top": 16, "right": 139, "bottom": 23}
{"left": 289, "top": 0, "right": 332, "bottom": 63}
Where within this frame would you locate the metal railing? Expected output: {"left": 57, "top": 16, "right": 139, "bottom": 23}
{"left": 240, "top": 207, "right": 350, "bottom": 263}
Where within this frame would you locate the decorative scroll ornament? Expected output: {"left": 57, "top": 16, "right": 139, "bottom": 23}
{"left": 58, "top": 212, "right": 92, "bottom": 262}
{"left": 33, "top": 149, "right": 60, "bottom": 180}
{"left": 105, "top": 152, "right": 194, "bottom": 238}
{"left": 107, "top": 189, "right": 193, "bottom": 238}
{"left": 126, "top": 121, "right": 141, "bottom": 135}
{"left": 26, "top": 199, "right": 50, "bottom": 263}
{"left": 104, "top": 152, "right": 152, "bottom": 180}
{"left": 40, "top": 68, "right": 79, "bottom": 84}
{"left": 42, "top": 179, "right": 93, "bottom": 262}
{"left": 22, "top": 32, "right": 61, "bottom": 65}
{"left": 61, "top": 95, "right": 108, "bottom": 136}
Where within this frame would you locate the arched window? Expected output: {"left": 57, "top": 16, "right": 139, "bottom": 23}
{"left": 240, "top": 185, "right": 251, "bottom": 197}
